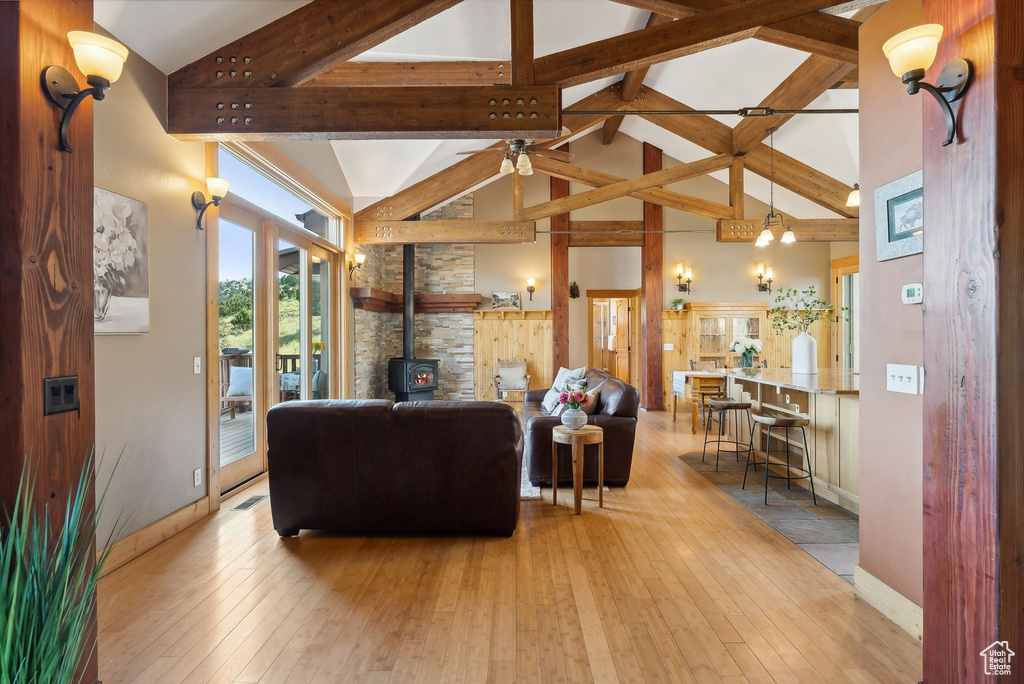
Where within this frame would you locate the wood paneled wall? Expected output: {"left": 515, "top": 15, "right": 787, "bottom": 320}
{"left": 921, "top": 0, "right": 1024, "bottom": 677}
{"left": 661, "top": 304, "right": 834, "bottom": 406}
{"left": 473, "top": 311, "right": 553, "bottom": 400}
{"left": 0, "top": 2, "right": 97, "bottom": 680}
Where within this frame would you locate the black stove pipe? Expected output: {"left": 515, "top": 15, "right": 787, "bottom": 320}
{"left": 402, "top": 215, "right": 418, "bottom": 360}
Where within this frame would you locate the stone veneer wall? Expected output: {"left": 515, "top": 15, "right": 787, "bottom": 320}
{"left": 352, "top": 195, "right": 476, "bottom": 401}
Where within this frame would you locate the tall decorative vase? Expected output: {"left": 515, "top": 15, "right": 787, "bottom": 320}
{"left": 94, "top": 283, "right": 112, "bottom": 321}
{"left": 740, "top": 350, "right": 754, "bottom": 368}
{"left": 792, "top": 331, "right": 818, "bottom": 375}
{"left": 560, "top": 408, "right": 587, "bottom": 431}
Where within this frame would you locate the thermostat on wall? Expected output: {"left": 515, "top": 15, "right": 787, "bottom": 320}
{"left": 902, "top": 283, "right": 923, "bottom": 304}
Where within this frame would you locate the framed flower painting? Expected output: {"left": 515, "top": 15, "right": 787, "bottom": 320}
{"left": 94, "top": 187, "right": 150, "bottom": 334}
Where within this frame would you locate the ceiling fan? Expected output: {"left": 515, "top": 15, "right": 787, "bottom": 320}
{"left": 457, "top": 138, "right": 574, "bottom": 176}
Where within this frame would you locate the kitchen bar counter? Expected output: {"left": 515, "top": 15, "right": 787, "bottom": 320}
{"left": 719, "top": 368, "right": 859, "bottom": 395}
{"left": 720, "top": 368, "right": 860, "bottom": 513}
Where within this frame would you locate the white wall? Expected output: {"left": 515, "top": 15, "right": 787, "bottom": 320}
{"left": 567, "top": 247, "right": 642, "bottom": 368}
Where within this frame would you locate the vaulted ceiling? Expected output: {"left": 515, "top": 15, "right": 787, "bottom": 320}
{"left": 95, "top": 0, "right": 866, "bottom": 219}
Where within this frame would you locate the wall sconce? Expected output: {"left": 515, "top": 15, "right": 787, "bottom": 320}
{"left": 348, "top": 252, "right": 366, "bottom": 278}
{"left": 756, "top": 263, "right": 773, "bottom": 294}
{"left": 675, "top": 264, "right": 692, "bottom": 293}
{"left": 191, "top": 177, "right": 230, "bottom": 230}
{"left": 526, "top": 278, "right": 536, "bottom": 300}
{"left": 846, "top": 184, "right": 861, "bottom": 208}
{"left": 883, "top": 24, "right": 973, "bottom": 146}
{"left": 42, "top": 31, "right": 129, "bottom": 153}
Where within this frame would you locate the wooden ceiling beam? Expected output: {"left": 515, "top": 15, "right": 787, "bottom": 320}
{"left": 717, "top": 218, "right": 858, "bottom": 242}
{"left": 169, "top": 0, "right": 463, "bottom": 89}
{"left": 568, "top": 221, "right": 646, "bottom": 247}
{"left": 602, "top": 12, "right": 674, "bottom": 145}
{"left": 510, "top": 0, "right": 534, "bottom": 86}
{"left": 608, "top": 0, "right": 859, "bottom": 63}
{"left": 531, "top": 155, "right": 731, "bottom": 219}
{"left": 731, "top": 53, "right": 856, "bottom": 155}
{"left": 522, "top": 154, "right": 732, "bottom": 220}
{"left": 352, "top": 86, "right": 628, "bottom": 223}
{"left": 303, "top": 61, "right": 511, "bottom": 87}
{"left": 631, "top": 87, "right": 857, "bottom": 218}
{"left": 354, "top": 220, "right": 535, "bottom": 244}
{"left": 535, "top": 0, "right": 847, "bottom": 87}
{"left": 167, "top": 85, "right": 561, "bottom": 140}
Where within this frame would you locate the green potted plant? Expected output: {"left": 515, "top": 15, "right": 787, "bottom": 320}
{"left": 671, "top": 298, "right": 685, "bottom": 311}
{"left": 1, "top": 454, "right": 119, "bottom": 684}
{"left": 768, "top": 286, "right": 846, "bottom": 375}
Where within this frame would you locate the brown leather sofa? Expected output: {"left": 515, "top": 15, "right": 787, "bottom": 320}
{"left": 523, "top": 368, "right": 639, "bottom": 487}
{"left": 266, "top": 399, "right": 523, "bottom": 537}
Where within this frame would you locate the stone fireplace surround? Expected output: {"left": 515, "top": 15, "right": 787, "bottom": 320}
{"left": 352, "top": 195, "right": 475, "bottom": 401}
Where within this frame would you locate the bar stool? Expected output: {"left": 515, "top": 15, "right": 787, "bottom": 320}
{"left": 743, "top": 411, "right": 817, "bottom": 505}
{"left": 702, "top": 396, "right": 753, "bottom": 471}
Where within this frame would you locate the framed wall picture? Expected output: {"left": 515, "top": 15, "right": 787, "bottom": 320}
{"left": 874, "top": 170, "right": 923, "bottom": 261}
{"left": 491, "top": 291, "right": 522, "bottom": 310}
{"left": 94, "top": 187, "right": 150, "bottom": 334}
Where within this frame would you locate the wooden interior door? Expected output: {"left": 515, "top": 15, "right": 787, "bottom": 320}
{"left": 613, "top": 298, "right": 630, "bottom": 381}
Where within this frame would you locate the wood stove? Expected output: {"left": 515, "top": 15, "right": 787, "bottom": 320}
{"left": 387, "top": 240, "right": 439, "bottom": 402}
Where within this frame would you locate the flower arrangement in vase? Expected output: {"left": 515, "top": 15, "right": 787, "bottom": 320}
{"left": 557, "top": 384, "right": 590, "bottom": 430}
{"left": 730, "top": 337, "right": 763, "bottom": 368}
{"left": 768, "top": 286, "right": 846, "bottom": 375}
{"left": 93, "top": 202, "right": 141, "bottom": 321}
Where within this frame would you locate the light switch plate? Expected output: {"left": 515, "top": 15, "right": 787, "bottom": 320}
{"left": 902, "top": 283, "right": 923, "bottom": 304}
{"left": 886, "top": 363, "right": 919, "bottom": 394}
{"left": 663, "top": 343, "right": 674, "bottom": 351}
{"left": 193, "top": 357, "right": 202, "bottom": 374}
{"left": 193, "top": 468, "right": 202, "bottom": 487}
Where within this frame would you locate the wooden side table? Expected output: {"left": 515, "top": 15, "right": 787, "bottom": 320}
{"left": 551, "top": 425, "right": 604, "bottom": 514}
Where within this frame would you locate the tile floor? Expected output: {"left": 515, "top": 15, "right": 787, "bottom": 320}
{"left": 679, "top": 448, "right": 859, "bottom": 583}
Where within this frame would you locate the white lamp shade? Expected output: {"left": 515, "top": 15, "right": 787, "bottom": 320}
{"left": 518, "top": 166, "right": 533, "bottom": 176}
{"left": 684, "top": 267, "right": 692, "bottom": 280}
{"left": 846, "top": 184, "right": 861, "bottom": 207}
{"left": 758, "top": 227, "right": 775, "bottom": 242}
{"left": 516, "top": 153, "right": 531, "bottom": 170}
{"left": 67, "top": 31, "right": 129, "bottom": 83}
{"left": 780, "top": 229, "right": 796, "bottom": 244}
{"left": 882, "top": 24, "right": 943, "bottom": 78}
{"left": 755, "top": 236, "right": 768, "bottom": 247}
{"left": 766, "top": 267, "right": 774, "bottom": 280}
{"left": 354, "top": 253, "right": 366, "bottom": 266}
{"left": 500, "top": 157, "right": 515, "bottom": 174}
{"left": 526, "top": 278, "right": 536, "bottom": 287}
{"left": 675, "top": 263, "right": 683, "bottom": 276}
{"left": 205, "top": 177, "right": 230, "bottom": 199}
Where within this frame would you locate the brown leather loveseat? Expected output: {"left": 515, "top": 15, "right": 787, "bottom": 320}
{"left": 266, "top": 399, "right": 523, "bottom": 537}
{"left": 523, "top": 368, "right": 639, "bottom": 487}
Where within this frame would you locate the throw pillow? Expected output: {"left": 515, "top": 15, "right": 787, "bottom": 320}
{"left": 497, "top": 360, "right": 529, "bottom": 390}
{"left": 226, "top": 366, "right": 253, "bottom": 397}
{"left": 541, "top": 366, "right": 586, "bottom": 413}
{"left": 581, "top": 386, "right": 601, "bottom": 416}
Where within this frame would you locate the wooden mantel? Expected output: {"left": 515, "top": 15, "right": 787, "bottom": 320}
{"left": 350, "top": 287, "right": 484, "bottom": 313}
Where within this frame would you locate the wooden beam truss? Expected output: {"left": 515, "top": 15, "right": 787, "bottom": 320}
{"left": 717, "top": 218, "right": 858, "bottom": 242}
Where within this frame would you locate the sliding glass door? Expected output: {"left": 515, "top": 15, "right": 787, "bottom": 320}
{"left": 275, "top": 238, "right": 306, "bottom": 405}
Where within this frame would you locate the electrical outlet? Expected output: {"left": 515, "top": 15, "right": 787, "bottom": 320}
{"left": 193, "top": 357, "right": 202, "bottom": 374}
{"left": 43, "top": 376, "right": 79, "bottom": 415}
{"left": 663, "top": 343, "right": 674, "bottom": 351}
{"left": 193, "top": 468, "right": 202, "bottom": 487}
{"left": 886, "top": 363, "right": 919, "bottom": 394}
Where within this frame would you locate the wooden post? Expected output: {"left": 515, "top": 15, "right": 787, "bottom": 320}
{"left": 550, "top": 172, "right": 570, "bottom": 378}
{"left": 0, "top": 1, "right": 97, "bottom": 680}
{"left": 641, "top": 142, "right": 664, "bottom": 410}
{"left": 729, "top": 157, "right": 744, "bottom": 218}
{"left": 921, "top": 0, "right": 1024, "bottom": 679}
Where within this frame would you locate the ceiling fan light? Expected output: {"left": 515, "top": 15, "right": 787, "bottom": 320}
{"left": 500, "top": 157, "right": 515, "bottom": 174}
{"left": 780, "top": 229, "right": 796, "bottom": 244}
{"left": 516, "top": 152, "right": 531, "bottom": 170}
{"left": 518, "top": 166, "right": 534, "bottom": 176}
{"left": 846, "top": 183, "right": 861, "bottom": 207}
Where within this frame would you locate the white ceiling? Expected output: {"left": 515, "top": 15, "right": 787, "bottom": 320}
{"left": 95, "top": 0, "right": 859, "bottom": 218}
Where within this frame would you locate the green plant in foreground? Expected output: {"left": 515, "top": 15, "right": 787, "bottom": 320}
{"left": 768, "top": 285, "right": 847, "bottom": 336}
{"left": 1, "top": 453, "right": 120, "bottom": 684}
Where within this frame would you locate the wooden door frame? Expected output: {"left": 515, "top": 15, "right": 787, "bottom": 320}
{"left": 830, "top": 255, "right": 859, "bottom": 371}
{"left": 586, "top": 289, "right": 641, "bottom": 379}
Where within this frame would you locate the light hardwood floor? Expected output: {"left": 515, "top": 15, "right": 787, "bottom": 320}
{"left": 97, "top": 410, "right": 922, "bottom": 683}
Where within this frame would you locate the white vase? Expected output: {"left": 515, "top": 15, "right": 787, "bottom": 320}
{"left": 792, "top": 331, "right": 818, "bottom": 375}
{"left": 560, "top": 407, "right": 587, "bottom": 430}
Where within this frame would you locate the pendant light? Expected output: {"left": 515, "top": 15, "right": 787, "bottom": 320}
{"left": 759, "top": 127, "right": 794, "bottom": 245}
{"left": 846, "top": 183, "right": 861, "bottom": 207}
{"left": 516, "top": 152, "right": 533, "bottom": 176}
{"left": 499, "top": 155, "right": 515, "bottom": 175}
